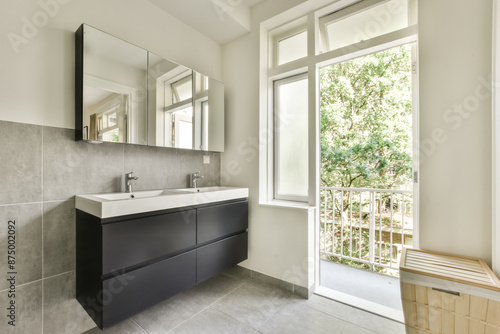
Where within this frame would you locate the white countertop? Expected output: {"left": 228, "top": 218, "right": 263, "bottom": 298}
{"left": 75, "top": 186, "right": 249, "bottom": 219}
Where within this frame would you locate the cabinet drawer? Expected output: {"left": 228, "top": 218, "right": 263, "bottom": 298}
{"left": 102, "top": 210, "right": 196, "bottom": 274}
{"left": 102, "top": 250, "right": 196, "bottom": 329}
{"left": 197, "top": 232, "right": 248, "bottom": 283}
{"left": 197, "top": 201, "right": 248, "bottom": 244}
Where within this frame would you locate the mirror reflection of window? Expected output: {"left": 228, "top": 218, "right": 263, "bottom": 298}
{"left": 171, "top": 76, "right": 193, "bottom": 104}
{"left": 172, "top": 106, "right": 193, "bottom": 149}
{"left": 85, "top": 91, "right": 128, "bottom": 142}
{"left": 201, "top": 100, "right": 209, "bottom": 150}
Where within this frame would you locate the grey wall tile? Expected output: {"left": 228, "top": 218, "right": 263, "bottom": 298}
{"left": 0, "top": 280, "right": 42, "bottom": 334}
{"left": 43, "top": 271, "right": 96, "bottom": 334}
{"left": 177, "top": 150, "right": 220, "bottom": 188}
{"left": 43, "top": 199, "right": 76, "bottom": 277}
{"left": 0, "top": 203, "right": 42, "bottom": 290}
{"left": 43, "top": 127, "right": 124, "bottom": 200}
{"left": 0, "top": 121, "right": 42, "bottom": 204}
{"left": 123, "top": 145, "right": 178, "bottom": 190}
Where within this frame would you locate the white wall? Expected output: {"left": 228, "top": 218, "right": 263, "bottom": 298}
{"left": 222, "top": 0, "right": 314, "bottom": 289}
{"left": 419, "top": 0, "right": 493, "bottom": 264}
{"left": 0, "top": 0, "right": 222, "bottom": 129}
{"left": 224, "top": 0, "right": 496, "bottom": 289}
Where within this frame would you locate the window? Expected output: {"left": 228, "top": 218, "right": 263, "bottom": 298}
{"left": 171, "top": 75, "right": 193, "bottom": 103}
{"left": 164, "top": 73, "right": 193, "bottom": 148}
{"left": 319, "top": 0, "right": 409, "bottom": 52}
{"left": 277, "top": 30, "right": 307, "bottom": 65}
{"left": 260, "top": 0, "right": 416, "bottom": 207}
{"left": 274, "top": 74, "right": 309, "bottom": 201}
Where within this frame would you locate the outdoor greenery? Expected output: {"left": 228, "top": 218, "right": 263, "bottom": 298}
{"left": 320, "top": 44, "right": 413, "bottom": 190}
{"left": 319, "top": 45, "right": 414, "bottom": 275}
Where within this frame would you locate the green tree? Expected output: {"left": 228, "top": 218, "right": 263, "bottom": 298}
{"left": 320, "top": 45, "right": 413, "bottom": 190}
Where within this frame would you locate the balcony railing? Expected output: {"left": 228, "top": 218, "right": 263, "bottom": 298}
{"left": 320, "top": 186, "right": 413, "bottom": 274}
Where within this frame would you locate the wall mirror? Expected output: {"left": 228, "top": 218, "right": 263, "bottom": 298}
{"left": 76, "top": 24, "right": 148, "bottom": 145}
{"left": 76, "top": 24, "right": 224, "bottom": 152}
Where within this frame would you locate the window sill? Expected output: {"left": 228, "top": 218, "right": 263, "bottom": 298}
{"left": 259, "top": 199, "right": 316, "bottom": 211}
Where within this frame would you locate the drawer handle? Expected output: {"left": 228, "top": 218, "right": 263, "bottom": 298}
{"left": 432, "top": 288, "right": 460, "bottom": 296}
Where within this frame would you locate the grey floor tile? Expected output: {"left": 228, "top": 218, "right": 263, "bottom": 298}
{"left": 0, "top": 120, "right": 42, "bottom": 204}
{"left": 169, "top": 307, "right": 254, "bottom": 334}
{"left": 341, "top": 323, "right": 377, "bottom": 334}
{"left": 187, "top": 270, "right": 248, "bottom": 304}
{"left": 286, "top": 294, "right": 353, "bottom": 321}
{"left": 347, "top": 308, "right": 405, "bottom": 334}
{"left": 0, "top": 280, "right": 42, "bottom": 334}
{"left": 132, "top": 289, "right": 209, "bottom": 334}
{"left": 43, "top": 199, "right": 75, "bottom": 277}
{"left": 213, "top": 280, "right": 292, "bottom": 330}
{"left": 43, "top": 271, "right": 96, "bottom": 334}
{"left": 220, "top": 265, "right": 252, "bottom": 281}
{"left": 251, "top": 271, "right": 293, "bottom": 293}
{"left": 132, "top": 272, "right": 246, "bottom": 333}
{"left": 0, "top": 203, "right": 42, "bottom": 290}
{"left": 82, "top": 319, "right": 147, "bottom": 334}
{"left": 259, "top": 298, "right": 347, "bottom": 334}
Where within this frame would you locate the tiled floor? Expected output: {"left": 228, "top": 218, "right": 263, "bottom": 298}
{"left": 82, "top": 267, "right": 405, "bottom": 334}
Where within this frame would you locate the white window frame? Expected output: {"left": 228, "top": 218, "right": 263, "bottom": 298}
{"left": 273, "top": 73, "right": 309, "bottom": 202}
{"left": 318, "top": 0, "right": 389, "bottom": 53}
{"left": 273, "top": 25, "right": 308, "bottom": 67}
{"left": 260, "top": 0, "right": 417, "bottom": 209}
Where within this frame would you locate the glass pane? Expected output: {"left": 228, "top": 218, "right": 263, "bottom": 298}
{"left": 275, "top": 76, "right": 308, "bottom": 198}
{"left": 278, "top": 31, "right": 307, "bottom": 65}
{"left": 178, "top": 121, "right": 193, "bottom": 149}
{"left": 108, "top": 112, "right": 117, "bottom": 127}
{"left": 102, "top": 129, "right": 119, "bottom": 142}
{"left": 322, "top": 0, "right": 408, "bottom": 51}
{"left": 172, "top": 76, "right": 193, "bottom": 103}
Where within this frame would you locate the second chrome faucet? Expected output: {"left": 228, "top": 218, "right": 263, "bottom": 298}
{"left": 125, "top": 172, "right": 139, "bottom": 193}
{"left": 190, "top": 171, "right": 203, "bottom": 188}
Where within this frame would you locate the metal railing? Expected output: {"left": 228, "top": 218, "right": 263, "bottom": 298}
{"left": 320, "top": 186, "right": 413, "bottom": 273}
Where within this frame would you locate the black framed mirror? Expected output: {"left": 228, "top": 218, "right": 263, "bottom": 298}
{"left": 76, "top": 24, "right": 224, "bottom": 152}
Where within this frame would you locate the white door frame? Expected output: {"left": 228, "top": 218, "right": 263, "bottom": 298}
{"left": 492, "top": 0, "right": 500, "bottom": 277}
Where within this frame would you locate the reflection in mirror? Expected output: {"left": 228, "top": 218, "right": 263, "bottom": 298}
{"left": 82, "top": 25, "right": 148, "bottom": 144}
{"left": 193, "top": 72, "right": 224, "bottom": 152}
{"left": 148, "top": 53, "right": 193, "bottom": 149}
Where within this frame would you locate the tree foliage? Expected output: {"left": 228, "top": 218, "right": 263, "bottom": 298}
{"left": 320, "top": 45, "right": 413, "bottom": 189}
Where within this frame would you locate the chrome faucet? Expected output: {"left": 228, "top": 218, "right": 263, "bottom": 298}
{"left": 190, "top": 171, "right": 204, "bottom": 188}
{"left": 125, "top": 172, "right": 139, "bottom": 193}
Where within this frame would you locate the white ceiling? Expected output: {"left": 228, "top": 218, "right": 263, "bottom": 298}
{"left": 147, "top": 0, "right": 264, "bottom": 45}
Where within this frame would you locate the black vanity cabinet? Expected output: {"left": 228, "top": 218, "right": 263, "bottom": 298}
{"left": 76, "top": 199, "right": 248, "bottom": 329}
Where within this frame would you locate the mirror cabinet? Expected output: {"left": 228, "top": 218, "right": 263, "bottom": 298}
{"left": 75, "top": 24, "right": 224, "bottom": 152}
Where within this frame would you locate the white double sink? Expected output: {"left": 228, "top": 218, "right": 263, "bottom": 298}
{"left": 76, "top": 186, "right": 249, "bottom": 218}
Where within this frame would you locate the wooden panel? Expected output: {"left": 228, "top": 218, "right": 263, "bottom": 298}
{"left": 197, "top": 201, "right": 248, "bottom": 244}
{"left": 102, "top": 210, "right": 196, "bottom": 274}
{"left": 401, "top": 283, "right": 500, "bottom": 334}
{"left": 400, "top": 248, "right": 500, "bottom": 292}
{"left": 487, "top": 300, "right": 500, "bottom": 326}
